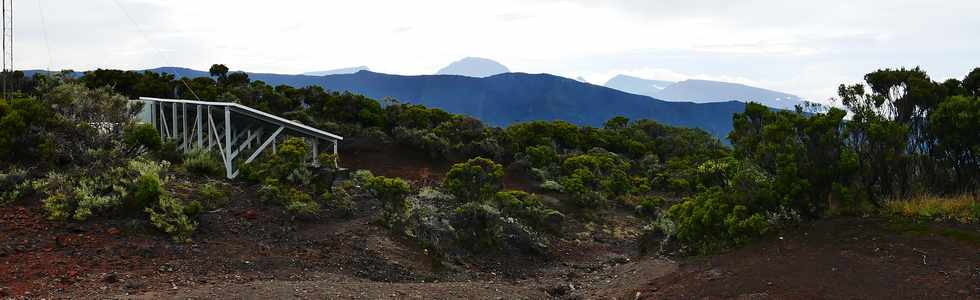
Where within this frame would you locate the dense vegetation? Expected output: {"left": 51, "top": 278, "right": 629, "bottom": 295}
{"left": 1, "top": 65, "right": 977, "bottom": 255}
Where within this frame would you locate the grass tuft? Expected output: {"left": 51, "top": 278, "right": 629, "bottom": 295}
{"left": 885, "top": 194, "right": 980, "bottom": 224}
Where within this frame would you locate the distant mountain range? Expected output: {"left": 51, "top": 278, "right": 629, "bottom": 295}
{"left": 435, "top": 57, "right": 510, "bottom": 78}
{"left": 24, "top": 65, "right": 760, "bottom": 140}
{"left": 604, "top": 75, "right": 805, "bottom": 110}
{"left": 302, "top": 66, "right": 370, "bottom": 76}
{"left": 132, "top": 67, "right": 744, "bottom": 139}
{"left": 604, "top": 75, "right": 675, "bottom": 98}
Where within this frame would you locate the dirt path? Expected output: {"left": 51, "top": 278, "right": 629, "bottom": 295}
{"left": 125, "top": 273, "right": 549, "bottom": 299}
{"left": 627, "top": 218, "right": 980, "bottom": 299}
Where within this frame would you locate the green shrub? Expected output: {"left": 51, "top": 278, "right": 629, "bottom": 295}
{"left": 42, "top": 192, "right": 72, "bottom": 221}
{"left": 560, "top": 168, "right": 606, "bottom": 209}
{"left": 558, "top": 151, "right": 633, "bottom": 209}
{"left": 131, "top": 174, "right": 163, "bottom": 212}
{"left": 495, "top": 190, "right": 563, "bottom": 231}
{"left": 123, "top": 123, "right": 161, "bottom": 154}
{"left": 120, "top": 159, "right": 170, "bottom": 213}
{"left": 33, "top": 159, "right": 171, "bottom": 221}
{"left": 198, "top": 182, "right": 230, "bottom": 209}
{"left": 366, "top": 176, "right": 411, "bottom": 226}
{"left": 635, "top": 196, "right": 666, "bottom": 218}
{"left": 146, "top": 196, "right": 198, "bottom": 243}
{"left": 0, "top": 167, "right": 30, "bottom": 206}
{"left": 71, "top": 177, "right": 122, "bottom": 221}
{"left": 416, "top": 186, "right": 455, "bottom": 203}
{"left": 405, "top": 204, "right": 455, "bottom": 258}
{"left": 452, "top": 202, "right": 504, "bottom": 251}
{"left": 258, "top": 178, "right": 282, "bottom": 203}
{"left": 525, "top": 145, "right": 559, "bottom": 168}
{"left": 156, "top": 140, "right": 183, "bottom": 163}
{"left": 271, "top": 138, "right": 310, "bottom": 183}
{"left": 667, "top": 187, "right": 769, "bottom": 254}
{"left": 351, "top": 169, "right": 375, "bottom": 185}
{"left": 443, "top": 157, "right": 504, "bottom": 203}
{"left": 323, "top": 190, "right": 355, "bottom": 216}
{"left": 318, "top": 152, "right": 339, "bottom": 170}
{"left": 183, "top": 200, "right": 204, "bottom": 216}
{"left": 539, "top": 180, "right": 563, "bottom": 193}
{"left": 0, "top": 97, "right": 53, "bottom": 162}
{"left": 284, "top": 187, "right": 320, "bottom": 215}
{"left": 183, "top": 150, "right": 223, "bottom": 177}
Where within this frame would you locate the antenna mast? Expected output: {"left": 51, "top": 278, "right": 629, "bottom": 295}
{"left": 1, "top": 0, "right": 11, "bottom": 99}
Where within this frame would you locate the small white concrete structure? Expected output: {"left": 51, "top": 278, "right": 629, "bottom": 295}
{"left": 134, "top": 97, "right": 343, "bottom": 179}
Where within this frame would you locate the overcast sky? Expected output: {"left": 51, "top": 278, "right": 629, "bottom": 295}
{"left": 14, "top": 0, "right": 980, "bottom": 104}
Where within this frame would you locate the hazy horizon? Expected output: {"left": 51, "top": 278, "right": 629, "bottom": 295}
{"left": 13, "top": 0, "right": 980, "bottom": 104}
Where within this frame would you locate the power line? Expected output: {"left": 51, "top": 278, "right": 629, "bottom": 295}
{"left": 37, "top": 0, "right": 52, "bottom": 74}
{"left": 2, "top": 0, "right": 12, "bottom": 99}
{"left": 110, "top": 0, "right": 202, "bottom": 101}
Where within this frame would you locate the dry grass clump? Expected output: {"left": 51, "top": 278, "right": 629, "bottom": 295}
{"left": 886, "top": 194, "right": 980, "bottom": 224}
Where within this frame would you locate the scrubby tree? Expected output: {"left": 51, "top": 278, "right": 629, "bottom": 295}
{"left": 558, "top": 150, "right": 634, "bottom": 209}
{"left": 963, "top": 67, "right": 980, "bottom": 97}
{"left": 209, "top": 64, "right": 229, "bottom": 82}
{"left": 730, "top": 102, "right": 858, "bottom": 214}
{"left": 367, "top": 176, "right": 412, "bottom": 226}
{"left": 444, "top": 157, "right": 504, "bottom": 202}
{"left": 930, "top": 95, "right": 980, "bottom": 191}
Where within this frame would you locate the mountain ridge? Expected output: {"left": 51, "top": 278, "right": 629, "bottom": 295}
{"left": 604, "top": 74, "right": 805, "bottom": 110}
{"left": 302, "top": 66, "right": 370, "bottom": 76}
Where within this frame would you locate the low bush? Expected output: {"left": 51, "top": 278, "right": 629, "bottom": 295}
{"left": 42, "top": 192, "right": 72, "bottom": 221}
{"left": 443, "top": 157, "right": 504, "bottom": 203}
{"left": 405, "top": 203, "right": 456, "bottom": 259}
{"left": 557, "top": 151, "right": 635, "bottom": 209}
{"left": 146, "top": 196, "right": 199, "bottom": 243}
{"left": 524, "top": 145, "right": 559, "bottom": 168}
{"left": 667, "top": 187, "right": 769, "bottom": 254}
{"left": 72, "top": 177, "right": 123, "bottom": 221}
{"left": 198, "top": 182, "right": 230, "bottom": 209}
{"left": 366, "top": 176, "right": 412, "bottom": 226}
{"left": 131, "top": 174, "right": 163, "bottom": 213}
{"left": 36, "top": 173, "right": 120, "bottom": 221}
{"left": 257, "top": 178, "right": 283, "bottom": 204}
{"left": 322, "top": 190, "right": 355, "bottom": 216}
{"left": 450, "top": 201, "right": 551, "bottom": 254}
{"left": 634, "top": 195, "right": 666, "bottom": 219}
{"left": 122, "top": 123, "right": 161, "bottom": 155}
{"left": 539, "top": 180, "right": 563, "bottom": 193}
{"left": 416, "top": 186, "right": 455, "bottom": 203}
{"left": 351, "top": 169, "right": 375, "bottom": 185}
{"left": 560, "top": 168, "right": 606, "bottom": 209}
{"left": 765, "top": 205, "right": 803, "bottom": 227}
{"left": 451, "top": 202, "right": 504, "bottom": 251}
{"left": 495, "top": 190, "right": 563, "bottom": 231}
{"left": 284, "top": 187, "right": 320, "bottom": 215}
{"left": 156, "top": 140, "right": 183, "bottom": 163}
{"left": 183, "top": 150, "right": 223, "bottom": 177}
{"left": 34, "top": 159, "right": 170, "bottom": 221}
{"left": 0, "top": 167, "right": 30, "bottom": 206}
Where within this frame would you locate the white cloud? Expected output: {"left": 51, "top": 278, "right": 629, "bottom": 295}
{"left": 10, "top": 0, "right": 980, "bottom": 105}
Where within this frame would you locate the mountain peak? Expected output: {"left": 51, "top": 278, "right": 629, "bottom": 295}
{"left": 657, "top": 79, "right": 804, "bottom": 109}
{"left": 604, "top": 74, "right": 675, "bottom": 96}
{"left": 303, "top": 66, "right": 370, "bottom": 76}
{"left": 436, "top": 57, "right": 510, "bottom": 78}
{"left": 604, "top": 74, "right": 804, "bottom": 110}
